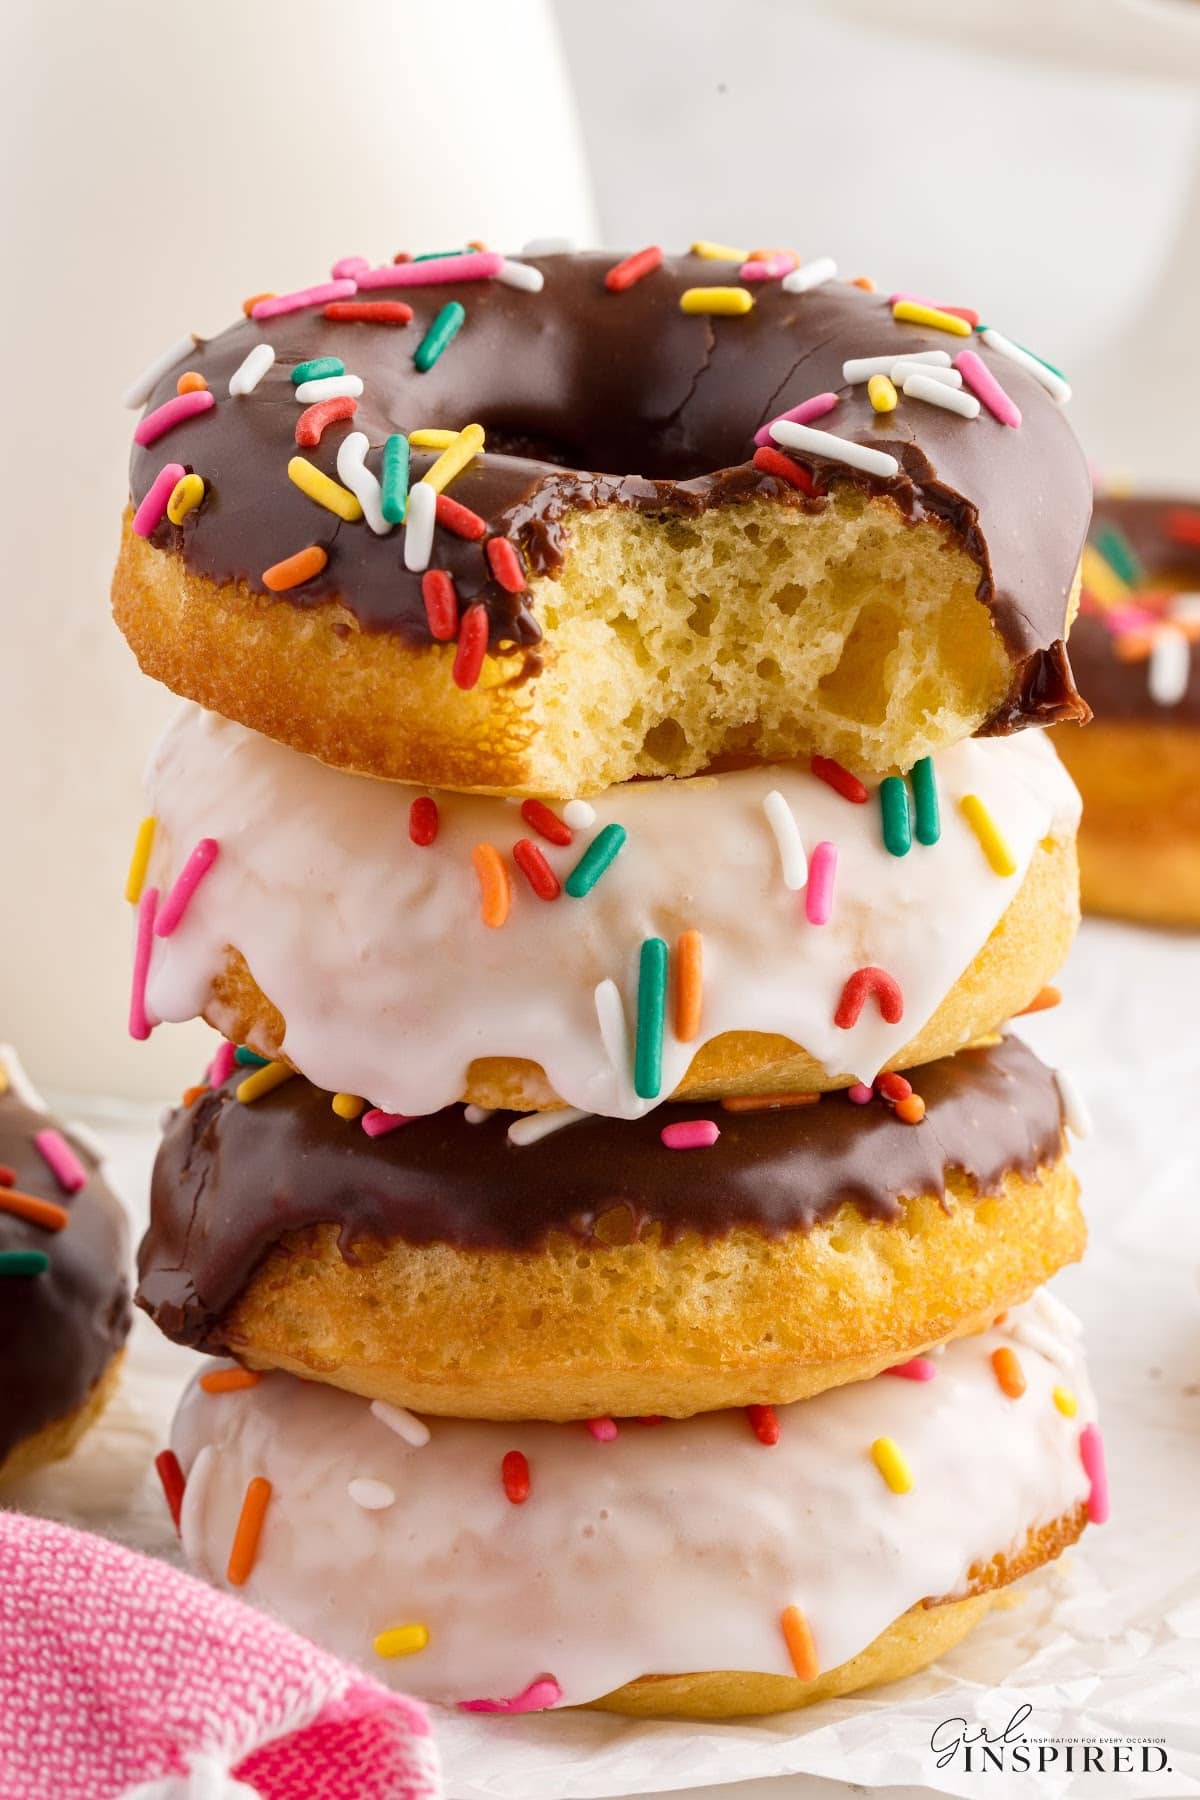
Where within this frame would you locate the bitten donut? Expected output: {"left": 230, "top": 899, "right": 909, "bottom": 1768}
{"left": 135, "top": 707, "right": 1080, "bottom": 1118}
{"left": 1056, "top": 495, "right": 1200, "bottom": 924}
{"left": 0, "top": 1048, "right": 131, "bottom": 1484}
{"left": 113, "top": 247, "right": 1091, "bottom": 796}
{"left": 169, "top": 1293, "right": 1104, "bottom": 1716}
{"left": 139, "top": 1035, "right": 1085, "bottom": 1419}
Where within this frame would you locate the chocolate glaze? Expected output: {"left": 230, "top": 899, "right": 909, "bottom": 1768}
{"left": 0, "top": 1084, "right": 131, "bottom": 1469}
{"left": 138, "top": 1035, "right": 1065, "bottom": 1353}
{"left": 126, "top": 252, "right": 1090, "bottom": 730}
{"left": 1070, "top": 494, "right": 1200, "bottom": 723}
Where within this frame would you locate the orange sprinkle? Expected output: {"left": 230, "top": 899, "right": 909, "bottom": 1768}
{"left": 182, "top": 1083, "right": 208, "bottom": 1107}
{"left": 199, "top": 1368, "right": 264, "bottom": 1395}
{"left": 991, "top": 1346, "right": 1026, "bottom": 1399}
{"left": 994, "top": 1310, "right": 1008, "bottom": 1325}
{"left": 262, "top": 545, "right": 328, "bottom": 592}
{"left": 780, "top": 1605, "right": 819, "bottom": 1682}
{"left": 721, "top": 1092, "right": 821, "bottom": 1113}
{"left": 0, "top": 1189, "right": 69, "bottom": 1232}
{"left": 1114, "top": 632, "right": 1152, "bottom": 664}
{"left": 242, "top": 291, "right": 276, "bottom": 317}
{"left": 895, "top": 1093, "right": 926, "bottom": 1124}
{"left": 471, "top": 844, "right": 511, "bottom": 928}
{"left": 1016, "top": 985, "right": 1061, "bottom": 1017}
{"left": 851, "top": 276, "right": 876, "bottom": 291}
{"left": 176, "top": 371, "right": 208, "bottom": 394}
{"left": 674, "top": 929, "right": 704, "bottom": 1042}
{"left": 227, "top": 1476, "right": 272, "bottom": 1586}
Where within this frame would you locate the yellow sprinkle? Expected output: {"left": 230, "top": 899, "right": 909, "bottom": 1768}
{"left": 373, "top": 1623, "right": 430, "bottom": 1659}
{"left": 959, "top": 794, "right": 1017, "bottom": 877}
{"left": 287, "top": 456, "right": 363, "bottom": 522}
{"left": 691, "top": 239, "right": 749, "bottom": 261}
{"left": 0, "top": 1060, "right": 8, "bottom": 1096}
{"left": 166, "top": 472, "right": 205, "bottom": 525}
{"left": 871, "top": 1436, "right": 913, "bottom": 1494}
{"left": 679, "top": 287, "right": 754, "bottom": 317}
{"left": 124, "top": 815, "right": 157, "bottom": 905}
{"left": 332, "top": 1092, "right": 366, "bottom": 1119}
{"left": 236, "top": 1061, "right": 295, "bottom": 1104}
{"left": 891, "top": 300, "right": 971, "bottom": 337}
{"left": 421, "top": 423, "right": 485, "bottom": 496}
{"left": 408, "top": 428, "right": 458, "bottom": 450}
{"left": 1053, "top": 1386, "right": 1078, "bottom": 1417}
{"left": 1080, "top": 543, "right": 1130, "bottom": 608}
{"left": 868, "top": 374, "right": 898, "bottom": 414}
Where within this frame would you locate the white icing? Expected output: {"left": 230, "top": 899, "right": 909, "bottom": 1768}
{"left": 142, "top": 708, "right": 1079, "bottom": 1120}
{"left": 172, "top": 1293, "right": 1096, "bottom": 1709}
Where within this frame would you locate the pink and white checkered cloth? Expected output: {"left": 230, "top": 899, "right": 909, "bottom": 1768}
{"left": 0, "top": 1511, "right": 441, "bottom": 1800}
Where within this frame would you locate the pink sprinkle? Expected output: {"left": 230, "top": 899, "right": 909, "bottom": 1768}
{"left": 251, "top": 279, "right": 357, "bottom": 321}
{"left": 955, "top": 349, "right": 1022, "bottom": 429}
{"left": 208, "top": 1041, "right": 237, "bottom": 1087}
{"left": 133, "top": 389, "right": 215, "bottom": 448}
{"left": 154, "top": 838, "right": 219, "bottom": 937}
{"left": 754, "top": 392, "right": 838, "bottom": 448}
{"left": 586, "top": 1418, "right": 618, "bottom": 1442}
{"left": 847, "top": 1083, "right": 874, "bottom": 1105}
{"left": 886, "top": 1356, "right": 938, "bottom": 1381}
{"left": 362, "top": 1109, "right": 415, "bottom": 1138}
{"left": 805, "top": 841, "right": 837, "bottom": 925}
{"left": 1105, "top": 605, "right": 1161, "bottom": 634}
{"left": 660, "top": 1119, "right": 720, "bottom": 1150}
{"left": 33, "top": 1129, "right": 88, "bottom": 1195}
{"left": 357, "top": 252, "right": 503, "bottom": 290}
{"left": 132, "top": 463, "right": 186, "bottom": 538}
{"left": 459, "top": 1676, "right": 563, "bottom": 1715}
{"left": 740, "top": 253, "right": 794, "bottom": 282}
{"left": 331, "top": 255, "right": 371, "bottom": 280}
{"left": 1079, "top": 1422, "right": 1110, "bottom": 1524}
{"left": 129, "top": 886, "right": 158, "bottom": 1041}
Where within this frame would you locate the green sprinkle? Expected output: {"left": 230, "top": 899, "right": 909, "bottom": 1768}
{"left": 234, "top": 1046, "right": 269, "bottom": 1068}
{"left": 0, "top": 1250, "right": 50, "bottom": 1277}
{"left": 381, "top": 434, "right": 410, "bottom": 524}
{"left": 910, "top": 758, "right": 940, "bottom": 846}
{"left": 1014, "top": 339, "right": 1067, "bottom": 382}
{"left": 1092, "top": 524, "right": 1143, "bottom": 589}
{"left": 634, "top": 937, "right": 669, "bottom": 1100}
{"left": 564, "top": 823, "right": 627, "bottom": 898}
{"left": 413, "top": 249, "right": 467, "bottom": 262}
{"left": 414, "top": 302, "right": 466, "bottom": 373}
{"left": 880, "top": 776, "right": 912, "bottom": 857}
{"left": 291, "top": 356, "right": 345, "bottom": 386}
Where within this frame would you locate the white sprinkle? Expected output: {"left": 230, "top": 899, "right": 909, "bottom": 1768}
{"left": 770, "top": 420, "right": 900, "bottom": 480}
{"left": 521, "top": 236, "right": 574, "bottom": 255}
{"left": 781, "top": 255, "right": 837, "bottom": 295}
{"left": 902, "top": 373, "right": 981, "bottom": 418}
{"left": 370, "top": 1400, "right": 430, "bottom": 1447}
{"left": 402, "top": 479, "right": 437, "bottom": 572}
{"left": 337, "top": 432, "right": 392, "bottom": 536}
{"left": 294, "top": 374, "right": 364, "bottom": 404}
{"left": 1055, "top": 1069, "right": 1092, "bottom": 1140}
{"left": 891, "top": 360, "right": 962, "bottom": 388}
{"left": 1169, "top": 593, "right": 1200, "bottom": 624}
{"left": 843, "top": 349, "right": 950, "bottom": 384}
{"left": 348, "top": 1477, "right": 396, "bottom": 1511}
{"left": 1148, "top": 624, "right": 1190, "bottom": 706}
{"left": 594, "top": 978, "right": 635, "bottom": 1098}
{"left": 508, "top": 1107, "right": 591, "bottom": 1147}
{"left": 228, "top": 343, "right": 275, "bottom": 398}
{"left": 762, "top": 790, "right": 808, "bottom": 891}
{"left": 122, "top": 334, "right": 196, "bottom": 409}
{"left": 979, "top": 329, "right": 1071, "bottom": 404}
{"left": 563, "top": 799, "right": 597, "bottom": 830}
{"left": 496, "top": 259, "right": 545, "bottom": 292}
{"left": 464, "top": 1104, "right": 495, "bottom": 1125}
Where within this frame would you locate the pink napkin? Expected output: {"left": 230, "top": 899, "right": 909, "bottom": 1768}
{"left": 0, "top": 1511, "right": 441, "bottom": 1800}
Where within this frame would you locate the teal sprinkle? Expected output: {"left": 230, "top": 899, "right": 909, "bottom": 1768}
{"left": 291, "top": 356, "right": 345, "bottom": 385}
{"left": 412, "top": 249, "right": 467, "bottom": 262}
{"left": 414, "top": 302, "right": 466, "bottom": 373}
{"left": 1092, "top": 524, "right": 1143, "bottom": 589}
{"left": 381, "top": 434, "right": 410, "bottom": 524}
{"left": 910, "top": 758, "right": 940, "bottom": 846}
{"left": 1014, "top": 339, "right": 1067, "bottom": 382}
{"left": 634, "top": 938, "right": 669, "bottom": 1100}
{"left": 0, "top": 1250, "right": 50, "bottom": 1277}
{"left": 564, "top": 823, "right": 627, "bottom": 898}
{"left": 880, "top": 776, "right": 912, "bottom": 857}
{"left": 234, "top": 1046, "right": 269, "bottom": 1068}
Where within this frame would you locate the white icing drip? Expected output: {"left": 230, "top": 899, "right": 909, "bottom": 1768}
{"left": 172, "top": 1293, "right": 1095, "bottom": 1709}
{"left": 142, "top": 708, "right": 1080, "bottom": 1121}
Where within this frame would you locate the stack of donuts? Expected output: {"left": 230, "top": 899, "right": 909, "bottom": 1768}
{"left": 116, "top": 242, "right": 1107, "bottom": 1716}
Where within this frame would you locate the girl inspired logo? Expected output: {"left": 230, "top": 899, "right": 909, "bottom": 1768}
{"left": 930, "top": 1706, "right": 1172, "bottom": 1777}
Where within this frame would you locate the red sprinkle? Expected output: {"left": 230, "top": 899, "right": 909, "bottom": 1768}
{"left": 408, "top": 797, "right": 439, "bottom": 846}
{"left": 520, "top": 799, "right": 573, "bottom": 847}
{"left": 835, "top": 967, "right": 904, "bottom": 1029}
{"left": 810, "top": 756, "right": 869, "bottom": 805}
{"left": 746, "top": 1404, "right": 780, "bottom": 1446}
{"left": 294, "top": 395, "right": 357, "bottom": 447}
{"left": 501, "top": 1450, "right": 530, "bottom": 1504}
{"left": 421, "top": 569, "right": 460, "bottom": 642}
{"left": 452, "top": 605, "right": 489, "bottom": 690}
{"left": 485, "top": 536, "right": 527, "bottom": 593}
{"left": 876, "top": 1072, "right": 912, "bottom": 1103}
{"left": 605, "top": 245, "right": 664, "bottom": 292}
{"left": 435, "top": 493, "right": 487, "bottom": 540}
{"left": 322, "top": 300, "right": 413, "bottom": 324}
{"left": 752, "top": 445, "right": 825, "bottom": 498}
{"left": 637, "top": 1416, "right": 666, "bottom": 1427}
{"left": 155, "top": 1449, "right": 186, "bottom": 1533}
{"left": 0, "top": 1164, "right": 15, "bottom": 1187}
{"left": 513, "top": 838, "right": 561, "bottom": 901}
{"left": 1166, "top": 508, "right": 1200, "bottom": 547}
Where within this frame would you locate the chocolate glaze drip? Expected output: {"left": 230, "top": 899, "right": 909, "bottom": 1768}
{"left": 138, "top": 1036, "right": 1065, "bottom": 1353}
{"left": 126, "top": 252, "right": 1090, "bottom": 731}
{"left": 0, "top": 1086, "right": 131, "bottom": 1467}
{"left": 1070, "top": 494, "right": 1200, "bottom": 723}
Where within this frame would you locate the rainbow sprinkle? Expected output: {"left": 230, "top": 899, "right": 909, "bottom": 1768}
{"left": 634, "top": 937, "right": 669, "bottom": 1099}
{"left": 565, "top": 823, "right": 627, "bottom": 898}
{"left": 871, "top": 1436, "right": 913, "bottom": 1494}
{"left": 414, "top": 302, "right": 466, "bottom": 372}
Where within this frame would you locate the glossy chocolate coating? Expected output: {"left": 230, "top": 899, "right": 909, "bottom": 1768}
{"left": 1071, "top": 494, "right": 1200, "bottom": 722}
{"left": 126, "top": 252, "right": 1090, "bottom": 730}
{"left": 138, "top": 1035, "right": 1065, "bottom": 1352}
